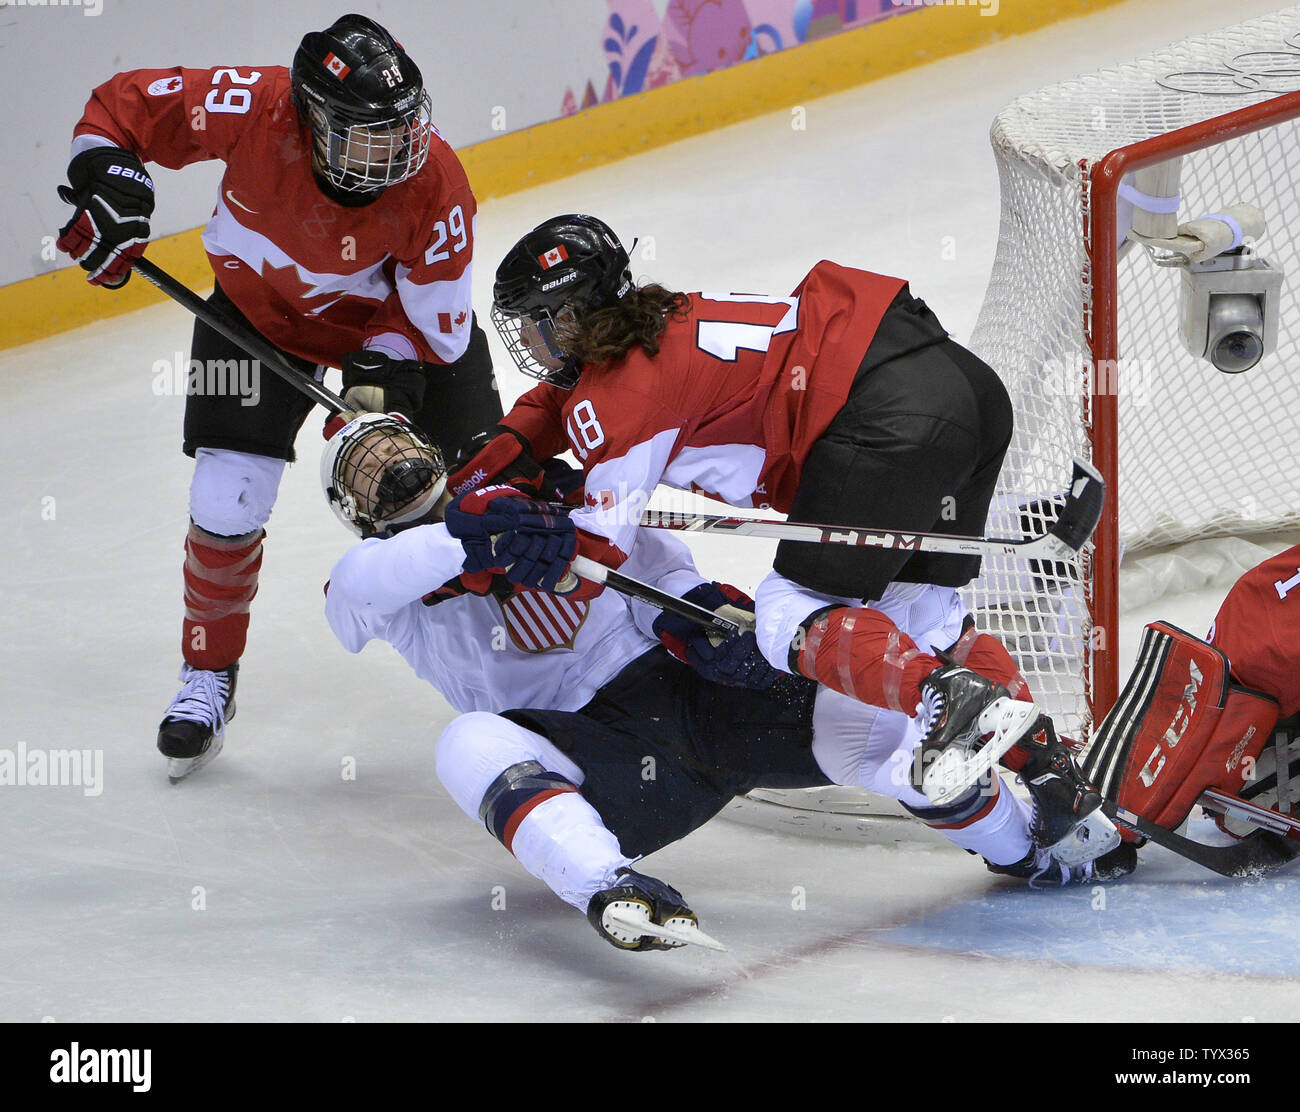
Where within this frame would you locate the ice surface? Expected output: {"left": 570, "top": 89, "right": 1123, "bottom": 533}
{"left": 4, "top": 0, "right": 1299, "bottom": 1023}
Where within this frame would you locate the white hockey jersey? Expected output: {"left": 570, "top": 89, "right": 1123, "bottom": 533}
{"left": 324, "top": 524, "right": 708, "bottom": 713}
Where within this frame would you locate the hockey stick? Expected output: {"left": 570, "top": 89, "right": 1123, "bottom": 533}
{"left": 1197, "top": 788, "right": 1300, "bottom": 842}
{"left": 570, "top": 556, "right": 747, "bottom": 636}
{"left": 1101, "top": 800, "right": 1299, "bottom": 878}
{"left": 133, "top": 260, "right": 734, "bottom": 637}
{"left": 132, "top": 257, "right": 351, "bottom": 415}
{"left": 639, "top": 459, "right": 1105, "bottom": 563}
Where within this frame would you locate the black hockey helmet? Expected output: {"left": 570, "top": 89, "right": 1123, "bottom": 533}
{"left": 291, "top": 14, "right": 433, "bottom": 200}
{"left": 491, "top": 214, "right": 633, "bottom": 389}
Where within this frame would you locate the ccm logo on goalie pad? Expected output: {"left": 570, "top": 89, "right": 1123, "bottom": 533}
{"left": 1138, "top": 658, "right": 1204, "bottom": 788}
{"left": 1088, "top": 621, "right": 1279, "bottom": 833}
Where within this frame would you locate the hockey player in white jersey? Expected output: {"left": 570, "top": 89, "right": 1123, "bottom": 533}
{"left": 321, "top": 413, "right": 1133, "bottom": 952}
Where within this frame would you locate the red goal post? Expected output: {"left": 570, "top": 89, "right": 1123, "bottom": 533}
{"left": 726, "top": 10, "right": 1300, "bottom": 843}
{"left": 965, "top": 10, "right": 1300, "bottom": 746}
{"left": 1086, "top": 86, "right": 1300, "bottom": 724}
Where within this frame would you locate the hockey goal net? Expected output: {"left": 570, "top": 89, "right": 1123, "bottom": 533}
{"left": 727, "top": 8, "right": 1300, "bottom": 842}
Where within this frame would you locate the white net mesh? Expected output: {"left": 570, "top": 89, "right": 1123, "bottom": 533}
{"left": 965, "top": 7, "right": 1300, "bottom": 742}
{"left": 729, "top": 9, "right": 1300, "bottom": 840}
{"left": 727, "top": 10, "right": 1300, "bottom": 839}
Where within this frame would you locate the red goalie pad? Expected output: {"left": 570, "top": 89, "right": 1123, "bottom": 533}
{"left": 1084, "top": 622, "right": 1280, "bottom": 835}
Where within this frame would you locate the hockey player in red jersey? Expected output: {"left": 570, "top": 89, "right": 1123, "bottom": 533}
{"left": 318, "top": 418, "right": 1132, "bottom": 952}
{"left": 55, "top": 14, "right": 502, "bottom": 778}
{"left": 443, "top": 214, "right": 1119, "bottom": 873}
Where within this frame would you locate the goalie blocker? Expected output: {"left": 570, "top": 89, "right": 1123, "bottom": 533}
{"left": 1084, "top": 621, "right": 1280, "bottom": 841}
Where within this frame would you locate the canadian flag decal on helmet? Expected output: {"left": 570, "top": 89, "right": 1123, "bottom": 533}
{"left": 538, "top": 246, "right": 569, "bottom": 269}
{"left": 323, "top": 52, "right": 351, "bottom": 79}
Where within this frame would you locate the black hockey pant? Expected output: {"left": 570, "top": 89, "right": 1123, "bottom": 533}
{"left": 773, "top": 289, "right": 1013, "bottom": 602}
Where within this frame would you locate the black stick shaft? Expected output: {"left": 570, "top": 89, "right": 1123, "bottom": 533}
{"left": 133, "top": 258, "right": 350, "bottom": 415}
{"left": 570, "top": 556, "right": 743, "bottom": 635}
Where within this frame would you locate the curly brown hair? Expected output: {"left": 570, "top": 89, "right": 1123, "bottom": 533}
{"left": 558, "top": 284, "right": 691, "bottom": 367}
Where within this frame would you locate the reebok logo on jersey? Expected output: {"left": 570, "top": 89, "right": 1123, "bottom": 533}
{"left": 538, "top": 246, "right": 569, "bottom": 269}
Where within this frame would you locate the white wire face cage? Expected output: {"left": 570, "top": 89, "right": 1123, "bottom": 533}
{"left": 309, "top": 92, "right": 434, "bottom": 193}
{"left": 490, "top": 305, "right": 577, "bottom": 387}
{"left": 323, "top": 414, "right": 447, "bottom": 536}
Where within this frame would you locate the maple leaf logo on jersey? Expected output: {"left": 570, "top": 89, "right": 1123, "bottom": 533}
{"left": 454, "top": 311, "right": 467, "bottom": 326}
{"left": 538, "top": 246, "right": 569, "bottom": 269}
{"left": 323, "top": 53, "right": 351, "bottom": 79}
{"left": 147, "top": 76, "right": 184, "bottom": 96}
{"left": 258, "top": 259, "right": 348, "bottom": 316}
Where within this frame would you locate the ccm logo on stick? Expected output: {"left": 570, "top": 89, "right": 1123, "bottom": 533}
{"left": 823, "top": 529, "right": 923, "bottom": 551}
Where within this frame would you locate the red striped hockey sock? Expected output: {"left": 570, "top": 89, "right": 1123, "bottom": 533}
{"left": 182, "top": 522, "right": 263, "bottom": 671}
{"left": 793, "top": 605, "right": 943, "bottom": 715}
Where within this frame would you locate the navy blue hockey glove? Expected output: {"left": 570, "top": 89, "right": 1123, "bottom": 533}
{"left": 341, "top": 350, "right": 428, "bottom": 418}
{"left": 653, "top": 583, "right": 779, "bottom": 690}
{"left": 443, "top": 485, "right": 578, "bottom": 593}
{"left": 57, "top": 146, "right": 155, "bottom": 289}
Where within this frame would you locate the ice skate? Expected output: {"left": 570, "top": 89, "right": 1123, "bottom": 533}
{"left": 157, "top": 662, "right": 238, "bottom": 782}
{"left": 586, "top": 868, "right": 725, "bottom": 952}
{"left": 912, "top": 663, "right": 1040, "bottom": 805}
{"left": 1017, "top": 715, "right": 1120, "bottom": 865}
{"left": 987, "top": 839, "right": 1137, "bottom": 889}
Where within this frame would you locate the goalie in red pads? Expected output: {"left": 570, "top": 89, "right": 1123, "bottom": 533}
{"left": 1084, "top": 545, "right": 1300, "bottom": 870}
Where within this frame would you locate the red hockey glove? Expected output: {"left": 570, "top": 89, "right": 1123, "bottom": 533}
{"left": 446, "top": 426, "right": 544, "bottom": 500}
{"left": 56, "top": 146, "right": 155, "bottom": 289}
{"left": 653, "top": 583, "right": 778, "bottom": 690}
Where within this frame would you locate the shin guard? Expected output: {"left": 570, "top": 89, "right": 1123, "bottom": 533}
{"left": 793, "top": 605, "right": 941, "bottom": 714}
{"left": 182, "top": 522, "right": 263, "bottom": 671}
{"left": 478, "top": 760, "right": 582, "bottom": 854}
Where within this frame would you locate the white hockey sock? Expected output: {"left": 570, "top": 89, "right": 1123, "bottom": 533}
{"left": 509, "top": 793, "right": 637, "bottom": 913}
{"left": 935, "top": 777, "right": 1034, "bottom": 866}
{"left": 436, "top": 712, "right": 635, "bottom": 912}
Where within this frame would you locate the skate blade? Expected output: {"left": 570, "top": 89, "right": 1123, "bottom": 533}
{"left": 605, "top": 909, "right": 727, "bottom": 952}
{"left": 167, "top": 733, "right": 225, "bottom": 784}
{"left": 1047, "top": 808, "right": 1121, "bottom": 867}
{"left": 922, "top": 698, "right": 1039, "bottom": 806}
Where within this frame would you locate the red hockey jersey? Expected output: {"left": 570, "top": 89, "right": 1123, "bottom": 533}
{"left": 503, "top": 261, "right": 907, "bottom": 563}
{"left": 73, "top": 66, "right": 477, "bottom": 367}
{"left": 1210, "top": 544, "right": 1300, "bottom": 717}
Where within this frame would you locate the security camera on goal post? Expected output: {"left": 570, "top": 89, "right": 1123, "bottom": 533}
{"left": 1124, "top": 158, "right": 1284, "bottom": 374}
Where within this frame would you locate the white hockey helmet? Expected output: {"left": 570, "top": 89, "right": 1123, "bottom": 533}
{"left": 321, "top": 411, "right": 446, "bottom": 537}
